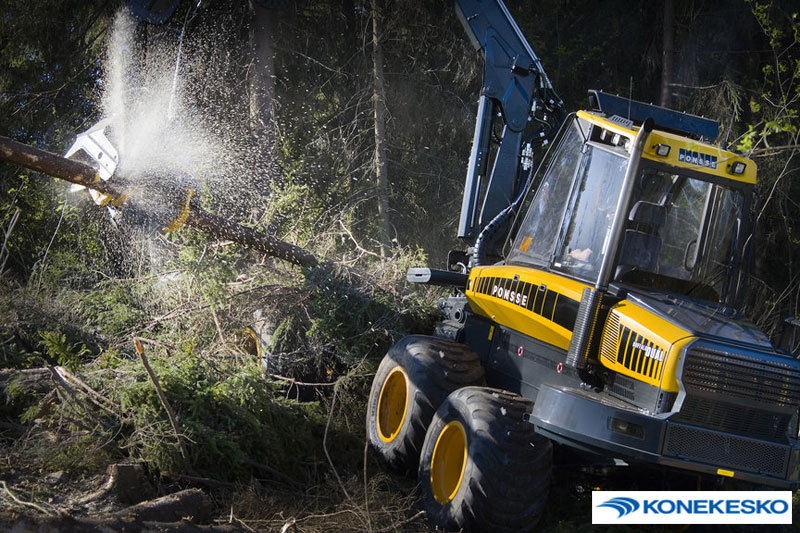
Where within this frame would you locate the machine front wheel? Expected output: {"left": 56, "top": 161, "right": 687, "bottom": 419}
{"left": 366, "top": 335, "right": 485, "bottom": 472}
{"left": 418, "top": 386, "right": 552, "bottom": 533}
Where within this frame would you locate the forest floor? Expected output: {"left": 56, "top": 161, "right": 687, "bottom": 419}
{"left": 0, "top": 257, "right": 797, "bottom": 532}
{"left": 1, "top": 432, "right": 796, "bottom": 532}
{"left": 0, "top": 448, "right": 615, "bottom": 532}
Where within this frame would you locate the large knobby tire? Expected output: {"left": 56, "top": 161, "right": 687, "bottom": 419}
{"left": 418, "top": 386, "right": 553, "bottom": 533}
{"left": 367, "top": 335, "right": 485, "bottom": 473}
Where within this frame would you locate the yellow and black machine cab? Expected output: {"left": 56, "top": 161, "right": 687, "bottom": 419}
{"left": 460, "top": 94, "right": 798, "bottom": 488}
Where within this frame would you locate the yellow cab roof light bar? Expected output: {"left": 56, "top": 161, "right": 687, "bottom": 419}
{"left": 583, "top": 90, "right": 756, "bottom": 184}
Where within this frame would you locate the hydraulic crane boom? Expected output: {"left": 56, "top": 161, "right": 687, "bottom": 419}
{"left": 455, "top": 0, "right": 565, "bottom": 242}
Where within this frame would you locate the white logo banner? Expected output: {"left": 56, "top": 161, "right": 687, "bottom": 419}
{"left": 592, "top": 491, "right": 792, "bottom": 525}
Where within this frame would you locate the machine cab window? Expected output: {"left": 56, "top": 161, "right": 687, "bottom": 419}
{"left": 551, "top": 136, "right": 627, "bottom": 280}
{"left": 615, "top": 164, "right": 746, "bottom": 304}
{"left": 509, "top": 114, "right": 748, "bottom": 306}
{"left": 509, "top": 119, "right": 583, "bottom": 267}
{"left": 508, "top": 115, "right": 628, "bottom": 281}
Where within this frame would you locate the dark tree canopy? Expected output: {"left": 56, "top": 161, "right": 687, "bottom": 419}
{"left": 1, "top": 0, "right": 798, "bottom": 328}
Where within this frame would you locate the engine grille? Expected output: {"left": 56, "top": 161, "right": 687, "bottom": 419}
{"left": 682, "top": 345, "right": 800, "bottom": 407}
{"left": 674, "top": 344, "right": 800, "bottom": 441}
{"left": 676, "top": 396, "right": 791, "bottom": 441}
{"left": 599, "top": 312, "right": 666, "bottom": 382}
{"left": 663, "top": 422, "right": 789, "bottom": 477}
{"left": 599, "top": 311, "right": 620, "bottom": 363}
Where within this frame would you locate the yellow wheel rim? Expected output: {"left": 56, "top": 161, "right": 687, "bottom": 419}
{"left": 430, "top": 420, "right": 467, "bottom": 505}
{"left": 243, "top": 327, "right": 262, "bottom": 367}
{"left": 376, "top": 367, "right": 408, "bottom": 443}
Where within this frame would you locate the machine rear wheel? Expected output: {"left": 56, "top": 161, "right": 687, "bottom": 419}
{"left": 366, "top": 335, "right": 485, "bottom": 472}
{"left": 419, "top": 386, "right": 552, "bottom": 533}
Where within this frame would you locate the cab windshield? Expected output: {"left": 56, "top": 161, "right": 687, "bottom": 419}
{"left": 508, "top": 118, "right": 628, "bottom": 281}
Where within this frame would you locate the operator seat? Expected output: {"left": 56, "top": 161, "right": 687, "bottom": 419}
{"left": 616, "top": 201, "right": 666, "bottom": 276}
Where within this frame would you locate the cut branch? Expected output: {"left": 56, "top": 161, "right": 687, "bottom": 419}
{"left": 186, "top": 208, "right": 317, "bottom": 267}
{"left": 0, "top": 480, "right": 56, "bottom": 516}
{"left": 0, "top": 135, "right": 318, "bottom": 267}
{"left": 134, "top": 338, "right": 191, "bottom": 464}
{"left": 48, "top": 365, "right": 112, "bottom": 431}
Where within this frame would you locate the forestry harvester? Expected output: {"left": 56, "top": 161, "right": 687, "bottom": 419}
{"left": 366, "top": 1, "right": 800, "bottom": 531}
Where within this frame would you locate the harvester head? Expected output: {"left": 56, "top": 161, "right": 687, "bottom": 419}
{"left": 65, "top": 118, "right": 119, "bottom": 208}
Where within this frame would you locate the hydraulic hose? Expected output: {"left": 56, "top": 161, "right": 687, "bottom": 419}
{"left": 472, "top": 165, "right": 534, "bottom": 266}
{"left": 471, "top": 94, "right": 565, "bottom": 267}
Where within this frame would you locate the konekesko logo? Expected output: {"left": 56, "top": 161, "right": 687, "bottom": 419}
{"left": 592, "top": 491, "right": 793, "bottom": 525}
{"left": 597, "top": 497, "right": 640, "bottom": 517}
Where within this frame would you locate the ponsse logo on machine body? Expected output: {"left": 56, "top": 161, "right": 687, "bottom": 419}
{"left": 471, "top": 275, "right": 579, "bottom": 332}
{"left": 490, "top": 281, "right": 530, "bottom": 308}
{"left": 679, "top": 148, "right": 717, "bottom": 169}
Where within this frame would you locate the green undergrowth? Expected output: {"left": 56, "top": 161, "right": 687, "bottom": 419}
{"left": 108, "top": 354, "right": 341, "bottom": 480}
{"left": 0, "top": 236, "right": 442, "bottom": 487}
{"left": 1, "top": 300, "right": 374, "bottom": 482}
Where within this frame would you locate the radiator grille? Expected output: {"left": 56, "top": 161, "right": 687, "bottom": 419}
{"left": 682, "top": 346, "right": 800, "bottom": 408}
{"left": 663, "top": 423, "right": 789, "bottom": 477}
{"left": 599, "top": 312, "right": 620, "bottom": 363}
{"left": 606, "top": 373, "right": 635, "bottom": 401}
{"left": 675, "top": 344, "right": 800, "bottom": 441}
{"left": 676, "top": 397, "right": 790, "bottom": 441}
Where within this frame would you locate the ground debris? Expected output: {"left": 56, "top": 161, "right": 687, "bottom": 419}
{"left": 6, "top": 515, "right": 241, "bottom": 532}
{"left": 109, "top": 488, "right": 212, "bottom": 524}
{"left": 76, "top": 463, "right": 155, "bottom": 506}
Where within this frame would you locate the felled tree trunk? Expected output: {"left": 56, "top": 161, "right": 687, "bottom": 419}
{"left": 0, "top": 368, "right": 52, "bottom": 394}
{"left": 0, "top": 135, "right": 318, "bottom": 267}
{"left": 371, "top": 0, "right": 393, "bottom": 257}
{"left": 109, "top": 488, "right": 211, "bottom": 523}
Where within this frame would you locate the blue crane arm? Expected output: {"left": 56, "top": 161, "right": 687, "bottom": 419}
{"left": 455, "top": 0, "right": 565, "bottom": 242}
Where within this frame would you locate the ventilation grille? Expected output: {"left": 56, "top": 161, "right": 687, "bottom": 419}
{"left": 600, "top": 312, "right": 620, "bottom": 363}
{"left": 663, "top": 423, "right": 789, "bottom": 477}
{"left": 675, "top": 345, "right": 800, "bottom": 441}
{"left": 675, "top": 396, "right": 791, "bottom": 441}
{"left": 682, "top": 346, "right": 800, "bottom": 408}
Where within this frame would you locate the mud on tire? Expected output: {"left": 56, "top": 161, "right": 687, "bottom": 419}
{"left": 366, "top": 335, "right": 485, "bottom": 473}
{"left": 419, "top": 386, "right": 552, "bottom": 533}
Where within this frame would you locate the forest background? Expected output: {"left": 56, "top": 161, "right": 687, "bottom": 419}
{"left": 0, "top": 0, "right": 799, "bottom": 531}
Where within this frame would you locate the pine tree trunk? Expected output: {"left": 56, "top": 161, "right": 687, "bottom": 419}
{"left": 247, "top": 1, "right": 276, "bottom": 144}
{"left": 247, "top": 1, "right": 278, "bottom": 213}
{"left": 0, "top": 135, "right": 318, "bottom": 267}
{"left": 660, "top": 0, "right": 675, "bottom": 108}
{"left": 371, "top": 0, "right": 392, "bottom": 257}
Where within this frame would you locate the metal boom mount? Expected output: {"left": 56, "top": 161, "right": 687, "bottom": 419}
{"left": 455, "top": 0, "right": 565, "bottom": 242}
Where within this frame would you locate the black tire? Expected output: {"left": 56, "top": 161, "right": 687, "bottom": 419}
{"left": 419, "top": 386, "right": 552, "bottom": 533}
{"left": 367, "top": 335, "right": 485, "bottom": 472}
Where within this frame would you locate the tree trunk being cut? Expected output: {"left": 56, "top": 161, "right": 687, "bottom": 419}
{"left": 0, "top": 135, "right": 318, "bottom": 267}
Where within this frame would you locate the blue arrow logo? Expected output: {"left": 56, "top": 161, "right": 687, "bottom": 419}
{"left": 598, "top": 497, "right": 640, "bottom": 518}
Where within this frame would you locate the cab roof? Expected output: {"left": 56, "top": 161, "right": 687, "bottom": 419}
{"left": 576, "top": 109, "right": 757, "bottom": 185}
